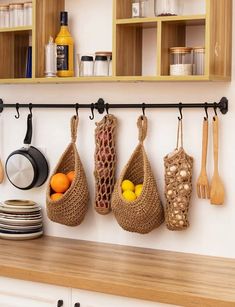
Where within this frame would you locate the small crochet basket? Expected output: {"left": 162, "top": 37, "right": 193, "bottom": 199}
{"left": 46, "top": 115, "right": 89, "bottom": 226}
{"left": 94, "top": 114, "right": 117, "bottom": 215}
{"left": 164, "top": 118, "right": 193, "bottom": 231}
{"left": 111, "top": 116, "right": 164, "bottom": 234}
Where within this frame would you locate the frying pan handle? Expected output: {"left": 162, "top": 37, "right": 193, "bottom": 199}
{"left": 24, "top": 113, "right": 33, "bottom": 145}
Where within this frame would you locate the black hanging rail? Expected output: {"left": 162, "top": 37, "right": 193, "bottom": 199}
{"left": 0, "top": 97, "right": 228, "bottom": 118}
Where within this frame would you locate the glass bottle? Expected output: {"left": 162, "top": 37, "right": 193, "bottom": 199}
{"left": 193, "top": 47, "right": 205, "bottom": 75}
{"left": 55, "top": 11, "right": 74, "bottom": 77}
{"left": 24, "top": 2, "right": 32, "bottom": 26}
{"left": 132, "top": 0, "right": 141, "bottom": 18}
{"left": 154, "top": 0, "right": 180, "bottom": 16}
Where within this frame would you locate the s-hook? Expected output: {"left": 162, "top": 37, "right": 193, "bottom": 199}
{"left": 142, "top": 103, "right": 146, "bottom": 119}
{"left": 178, "top": 103, "right": 183, "bottom": 121}
{"left": 105, "top": 103, "right": 109, "bottom": 115}
{"left": 29, "top": 103, "right": 33, "bottom": 116}
{"left": 89, "top": 103, "right": 95, "bottom": 120}
{"left": 213, "top": 102, "right": 218, "bottom": 117}
{"left": 75, "top": 103, "right": 79, "bottom": 116}
{"left": 204, "top": 103, "right": 208, "bottom": 120}
{"left": 15, "top": 103, "right": 20, "bottom": 119}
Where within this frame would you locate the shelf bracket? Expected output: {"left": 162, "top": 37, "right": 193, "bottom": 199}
{"left": 95, "top": 98, "right": 105, "bottom": 114}
{"left": 218, "top": 97, "right": 228, "bottom": 114}
{"left": 0, "top": 99, "right": 3, "bottom": 113}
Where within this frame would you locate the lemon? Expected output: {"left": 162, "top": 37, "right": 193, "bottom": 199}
{"left": 123, "top": 190, "right": 137, "bottom": 202}
{"left": 135, "top": 184, "right": 143, "bottom": 197}
{"left": 121, "top": 180, "right": 135, "bottom": 192}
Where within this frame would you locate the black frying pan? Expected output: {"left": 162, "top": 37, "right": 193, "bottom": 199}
{"left": 5, "top": 113, "right": 49, "bottom": 190}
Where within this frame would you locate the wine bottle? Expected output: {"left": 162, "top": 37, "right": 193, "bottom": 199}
{"left": 55, "top": 11, "right": 74, "bottom": 77}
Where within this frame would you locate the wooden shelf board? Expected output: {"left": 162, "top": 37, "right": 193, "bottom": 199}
{"left": 0, "top": 26, "right": 32, "bottom": 33}
{"left": 0, "top": 75, "right": 212, "bottom": 84}
{"left": 116, "top": 15, "right": 206, "bottom": 27}
{"left": 1, "top": 236, "right": 235, "bottom": 306}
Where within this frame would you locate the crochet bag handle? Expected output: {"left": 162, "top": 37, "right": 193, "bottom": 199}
{"left": 71, "top": 115, "right": 79, "bottom": 143}
{"left": 137, "top": 115, "right": 148, "bottom": 143}
{"left": 176, "top": 118, "right": 183, "bottom": 149}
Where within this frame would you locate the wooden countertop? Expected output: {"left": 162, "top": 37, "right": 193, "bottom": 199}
{"left": 0, "top": 236, "right": 235, "bottom": 306}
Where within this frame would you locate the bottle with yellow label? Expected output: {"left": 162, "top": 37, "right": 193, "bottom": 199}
{"left": 55, "top": 11, "right": 74, "bottom": 77}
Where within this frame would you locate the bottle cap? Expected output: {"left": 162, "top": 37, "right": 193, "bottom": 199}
{"left": 60, "top": 11, "right": 68, "bottom": 26}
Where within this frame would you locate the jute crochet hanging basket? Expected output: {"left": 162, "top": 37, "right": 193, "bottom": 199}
{"left": 111, "top": 116, "right": 164, "bottom": 234}
{"left": 46, "top": 116, "right": 89, "bottom": 226}
{"left": 94, "top": 114, "right": 117, "bottom": 215}
{"left": 164, "top": 119, "right": 193, "bottom": 231}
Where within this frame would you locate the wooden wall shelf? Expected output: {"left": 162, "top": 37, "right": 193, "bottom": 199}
{"left": 0, "top": 0, "right": 232, "bottom": 84}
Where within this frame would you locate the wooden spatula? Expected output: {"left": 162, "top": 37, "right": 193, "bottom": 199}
{"left": 197, "top": 118, "right": 210, "bottom": 199}
{"left": 210, "top": 116, "right": 225, "bottom": 205}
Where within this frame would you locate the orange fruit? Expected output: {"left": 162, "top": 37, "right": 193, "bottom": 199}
{"left": 50, "top": 173, "right": 70, "bottom": 193}
{"left": 66, "top": 171, "right": 75, "bottom": 183}
{"left": 51, "top": 193, "right": 63, "bottom": 201}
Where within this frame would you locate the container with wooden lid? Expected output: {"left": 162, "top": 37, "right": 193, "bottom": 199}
{"left": 94, "top": 51, "right": 112, "bottom": 76}
{"left": 170, "top": 47, "right": 193, "bottom": 76}
{"left": 9, "top": 3, "right": 24, "bottom": 27}
{"left": 193, "top": 47, "right": 205, "bottom": 75}
{"left": 0, "top": 4, "right": 9, "bottom": 28}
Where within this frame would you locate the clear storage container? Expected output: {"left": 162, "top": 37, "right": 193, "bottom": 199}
{"left": 193, "top": 47, "right": 205, "bottom": 75}
{"left": 170, "top": 47, "right": 193, "bottom": 76}
{"left": 9, "top": 3, "right": 24, "bottom": 28}
{"left": 94, "top": 55, "right": 109, "bottom": 76}
{"left": 79, "top": 56, "right": 94, "bottom": 77}
{"left": 154, "top": 0, "right": 180, "bottom": 16}
{"left": 0, "top": 5, "right": 9, "bottom": 28}
{"left": 24, "top": 2, "right": 32, "bottom": 26}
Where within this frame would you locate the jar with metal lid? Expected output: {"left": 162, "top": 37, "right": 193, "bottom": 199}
{"left": 170, "top": 47, "right": 193, "bottom": 76}
{"left": 193, "top": 47, "right": 205, "bottom": 75}
{"left": 79, "top": 56, "right": 94, "bottom": 77}
{"left": 9, "top": 3, "right": 24, "bottom": 27}
{"left": 154, "top": 0, "right": 180, "bottom": 16}
{"left": 0, "top": 5, "right": 9, "bottom": 28}
{"left": 24, "top": 2, "right": 32, "bottom": 26}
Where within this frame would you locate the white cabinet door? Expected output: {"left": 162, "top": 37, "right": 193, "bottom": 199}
{"left": 0, "top": 277, "right": 71, "bottom": 307}
{"left": 72, "top": 289, "right": 179, "bottom": 307}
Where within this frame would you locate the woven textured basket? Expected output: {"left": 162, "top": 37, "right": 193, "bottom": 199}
{"left": 164, "top": 119, "right": 193, "bottom": 231}
{"left": 111, "top": 116, "right": 164, "bottom": 234}
{"left": 46, "top": 116, "right": 89, "bottom": 226}
{"left": 94, "top": 114, "right": 117, "bottom": 215}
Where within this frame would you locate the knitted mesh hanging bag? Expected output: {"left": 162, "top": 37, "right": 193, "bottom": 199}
{"left": 111, "top": 115, "right": 164, "bottom": 234}
{"left": 46, "top": 115, "right": 89, "bottom": 226}
{"left": 164, "top": 118, "right": 193, "bottom": 231}
{"left": 94, "top": 114, "right": 117, "bottom": 215}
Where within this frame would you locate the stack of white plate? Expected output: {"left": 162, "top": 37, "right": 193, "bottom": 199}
{"left": 0, "top": 200, "right": 43, "bottom": 240}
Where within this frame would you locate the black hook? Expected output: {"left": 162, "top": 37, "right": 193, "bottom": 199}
{"left": 15, "top": 103, "right": 20, "bottom": 119}
{"left": 105, "top": 103, "right": 109, "bottom": 115}
{"left": 142, "top": 103, "right": 146, "bottom": 119}
{"left": 29, "top": 103, "right": 33, "bottom": 116}
{"left": 75, "top": 103, "right": 79, "bottom": 116}
{"left": 89, "top": 103, "right": 95, "bottom": 120}
{"left": 213, "top": 102, "right": 218, "bottom": 116}
{"left": 204, "top": 102, "right": 208, "bottom": 120}
{"left": 178, "top": 103, "right": 183, "bottom": 121}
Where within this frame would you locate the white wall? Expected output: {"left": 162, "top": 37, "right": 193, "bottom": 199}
{"left": 0, "top": 0, "right": 234, "bottom": 259}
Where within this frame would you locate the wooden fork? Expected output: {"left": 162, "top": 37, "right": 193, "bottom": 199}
{"left": 197, "top": 118, "right": 210, "bottom": 199}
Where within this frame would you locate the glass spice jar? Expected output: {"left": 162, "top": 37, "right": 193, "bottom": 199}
{"left": 9, "top": 3, "right": 24, "bottom": 28}
{"left": 23, "top": 2, "right": 32, "bottom": 26}
{"left": 154, "top": 0, "right": 180, "bottom": 16}
{"left": 0, "top": 5, "right": 9, "bottom": 28}
{"left": 193, "top": 47, "right": 205, "bottom": 75}
{"left": 170, "top": 47, "right": 193, "bottom": 76}
{"left": 79, "top": 56, "right": 94, "bottom": 77}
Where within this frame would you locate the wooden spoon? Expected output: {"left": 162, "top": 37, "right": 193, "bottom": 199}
{"left": 210, "top": 116, "right": 225, "bottom": 205}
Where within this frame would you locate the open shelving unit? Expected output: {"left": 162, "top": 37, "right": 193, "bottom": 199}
{"left": 0, "top": 0, "right": 232, "bottom": 84}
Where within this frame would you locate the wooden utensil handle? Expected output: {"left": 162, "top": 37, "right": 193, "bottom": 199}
{"left": 213, "top": 116, "right": 219, "bottom": 173}
{"left": 201, "top": 118, "right": 208, "bottom": 172}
